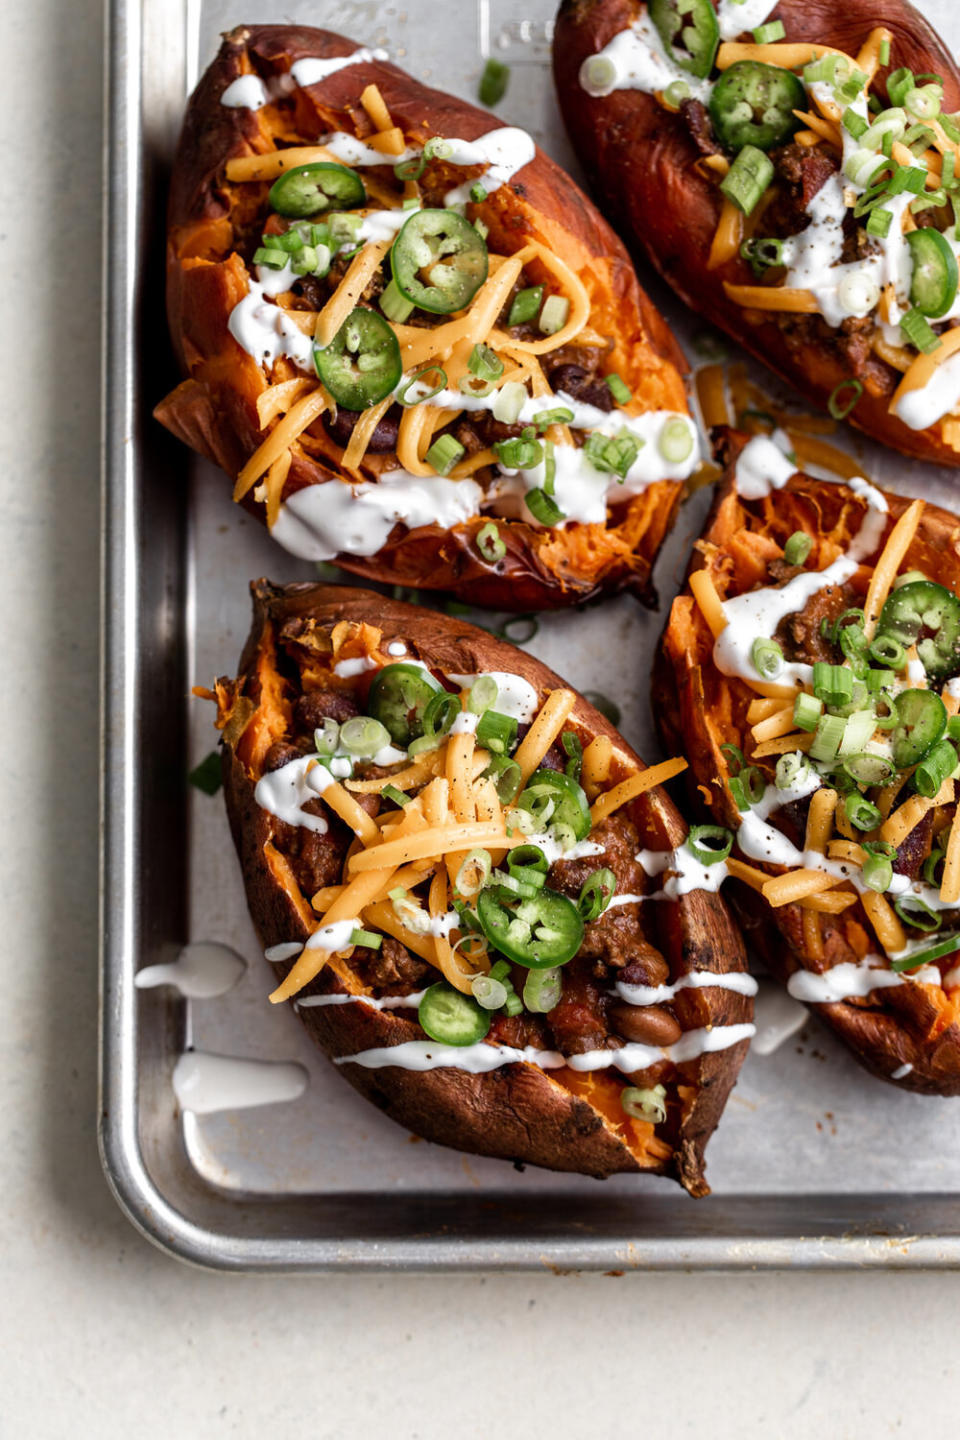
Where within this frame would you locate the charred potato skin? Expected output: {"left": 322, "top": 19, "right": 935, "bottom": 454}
{"left": 157, "top": 24, "right": 693, "bottom": 610}
{"left": 653, "top": 470, "right": 960, "bottom": 1095}
{"left": 221, "top": 582, "right": 751, "bottom": 1193}
{"left": 553, "top": 0, "right": 960, "bottom": 467}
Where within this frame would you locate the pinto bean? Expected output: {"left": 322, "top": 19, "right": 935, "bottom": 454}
{"left": 324, "top": 404, "right": 400, "bottom": 453}
{"left": 608, "top": 1003, "right": 682, "bottom": 1046}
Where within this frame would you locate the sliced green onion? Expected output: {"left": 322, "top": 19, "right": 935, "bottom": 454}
{"left": 539, "top": 295, "right": 570, "bottom": 335}
{"left": 508, "top": 285, "right": 544, "bottom": 328}
{"left": 470, "top": 183, "right": 488, "bottom": 204}
{"left": 468, "top": 675, "right": 499, "bottom": 715}
{"left": 492, "top": 380, "right": 527, "bottom": 424}
{"left": 842, "top": 106, "right": 868, "bottom": 140}
{"left": 866, "top": 206, "right": 893, "bottom": 239}
{"left": 380, "top": 278, "right": 415, "bottom": 323}
{"left": 253, "top": 246, "right": 289, "bottom": 270}
{"left": 837, "top": 709, "right": 879, "bottom": 756}
{"left": 894, "top": 894, "right": 942, "bottom": 932}
{"left": 900, "top": 308, "right": 942, "bottom": 354}
{"left": 523, "top": 967, "right": 563, "bottom": 1014}
{"left": 397, "top": 364, "right": 448, "bottom": 407}
{"left": 866, "top": 668, "right": 895, "bottom": 691}
{"left": 687, "top": 825, "right": 733, "bottom": 866}
{"left": 425, "top": 434, "right": 465, "bottom": 476}
{"left": 941, "top": 113, "right": 960, "bottom": 144}
{"left": 751, "top": 637, "right": 783, "bottom": 680}
{"left": 721, "top": 742, "right": 745, "bottom": 775}
{"left": 534, "top": 407, "right": 575, "bottom": 431}
{"left": 813, "top": 663, "right": 854, "bottom": 707}
{"left": 394, "top": 154, "right": 426, "bottom": 182}
{"left": 783, "top": 531, "right": 813, "bottom": 566}
{"left": 455, "top": 848, "right": 492, "bottom": 898}
{"left": 562, "top": 730, "right": 583, "bottom": 781}
{"left": 508, "top": 844, "right": 549, "bottom": 880}
{"left": 578, "top": 868, "right": 617, "bottom": 921}
{"left": 752, "top": 18, "right": 785, "bottom": 43}
{"left": 869, "top": 634, "right": 906, "bottom": 669}
{"left": 810, "top": 714, "right": 847, "bottom": 763}
{"left": 775, "top": 752, "right": 809, "bottom": 791}
{"left": 584, "top": 430, "right": 641, "bottom": 478}
{"left": 479, "top": 58, "right": 510, "bottom": 107}
{"left": 658, "top": 417, "right": 693, "bottom": 464}
{"left": 914, "top": 739, "right": 957, "bottom": 798}
{"left": 621, "top": 1085, "right": 667, "bottom": 1123}
{"left": 468, "top": 343, "right": 504, "bottom": 383}
{"left": 349, "top": 928, "right": 383, "bottom": 949}
{"left": 381, "top": 784, "right": 410, "bottom": 807}
{"left": 720, "top": 145, "right": 774, "bottom": 215}
{"left": 662, "top": 80, "right": 691, "bottom": 110}
{"left": 879, "top": 37, "right": 891, "bottom": 67}
{"left": 459, "top": 374, "right": 495, "bottom": 399}
{"left": 606, "top": 373, "right": 632, "bottom": 406}
{"left": 842, "top": 793, "right": 882, "bottom": 831}
{"left": 905, "top": 84, "right": 942, "bottom": 121}
{"left": 471, "top": 974, "right": 507, "bottom": 1010}
{"left": 923, "top": 847, "right": 945, "bottom": 886}
{"left": 503, "top": 992, "right": 523, "bottom": 1016}
{"left": 340, "top": 716, "right": 392, "bottom": 756}
{"left": 526, "top": 488, "right": 565, "bottom": 526}
{"left": 476, "top": 521, "right": 506, "bottom": 564}
{"left": 887, "top": 68, "right": 916, "bottom": 108}
{"left": 948, "top": 717, "right": 960, "bottom": 742}
{"left": 731, "top": 765, "right": 765, "bottom": 809}
{"left": 793, "top": 692, "right": 823, "bottom": 732}
{"left": 484, "top": 754, "right": 522, "bottom": 804}
{"left": 423, "top": 690, "right": 459, "bottom": 738}
{"left": 314, "top": 717, "right": 340, "bottom": 756}
{"left": 828, "top": 379, "right": 864, "bottom": 421}
{"left": 862, "top": 852, "right": 893, "bottom": 892}
{"left": 188, "top": 751, "right": 222, "bottom": 795}
{"left": 476, "top": 708, "right": 518, "bottom": 755}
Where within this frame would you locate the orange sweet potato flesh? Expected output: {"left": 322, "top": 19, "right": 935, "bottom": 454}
{"left": 217, "top": 582, "right": 752, "bottom": 1193}
{"left": 156, "top": 24, "right": 695, "bottom": 610}
{"left": 654, "top": 457, "right": 960, "bottom": 1093}
{"left": 553, "top": 0, "right": 960, "bottom": 467}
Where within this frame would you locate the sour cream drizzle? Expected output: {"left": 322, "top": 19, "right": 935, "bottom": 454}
{"left": 715, "top": 0, "right": 780, "bottom": 39}
{"left": 335, "top": 1022, "right": 755, "bottom": 1074}
{"left": 446, "top": 671, "right": 540, "bottom": 723}
{"left": 579, "top": 10, "right": 712, "bottom": 102}
{"left": 221, "top": 75, "right": 269, "bottom": 109}
{"left": 616, "top": 971, "right": 759, "bottom": 1006}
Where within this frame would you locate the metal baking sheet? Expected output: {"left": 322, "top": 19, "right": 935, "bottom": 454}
{"left": 100, "top": 0, "right": 960, "bottom": 1269}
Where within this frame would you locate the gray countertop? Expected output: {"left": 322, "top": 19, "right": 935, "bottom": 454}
{"left": 2, "top": 0, "right": 958, "bottom": 1432}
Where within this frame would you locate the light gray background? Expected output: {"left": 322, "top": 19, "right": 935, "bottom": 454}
{"left": 2, "top": 0, "right": 958, "bottom": 1434}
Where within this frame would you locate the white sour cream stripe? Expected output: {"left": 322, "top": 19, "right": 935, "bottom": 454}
{"left": 579, "top": 10, "right": 713, "bottom": 102}
{"left": 221, "top": 75, "right": 269, "bottom": 109}
{"left": 297, "top": 989, "right": 428, "bottom": 1011}
{"left": 716, "top": 0, "right": 780, "bottom": 40}
{"left": 446, "top": 671, "right": 540, "bottom": 723}
{"left": 335, "top": 1022, "right": 755, "bottom": 1074}
{"left": 271, "top": 473, "right": 485, "bottom": 562}
{"left": 290, "top": 48, "right": 388, "bottom": 88}
{"left": 616, "top": 971, "right": 759, "bottom": 1006}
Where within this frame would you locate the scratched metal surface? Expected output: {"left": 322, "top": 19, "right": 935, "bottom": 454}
{"left": 99, "top": 0, "right": 960, "bottom": 1268}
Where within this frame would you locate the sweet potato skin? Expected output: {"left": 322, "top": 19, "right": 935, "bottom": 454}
{"left": 553, "top": 0, "right": 960, "bottom": 467}
{"left": 654, "top": 466, "right": 960, "bottom": 1094}
{"left": 157, "top": 24, "right": 693, "bottom": 610}
{"left": 220, "top": 582, "right": 752, "bottom": 1192}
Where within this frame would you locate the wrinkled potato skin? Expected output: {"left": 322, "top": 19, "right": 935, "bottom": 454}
{"left": 654, "top": 467, "right": 960, "bottom": 1094}
{"left": 221, "top": 582, "right": 752, "bottom": 1193}
{"left": 157, "top": 24, "right": 694, "bottom": 609}
{"left": 554, "top": 0, "right": 960, "bottom": 467}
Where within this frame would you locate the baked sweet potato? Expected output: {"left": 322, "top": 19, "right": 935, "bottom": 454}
{"left": 654, "top": 431, "right": 960, "bottom": 1092}
{"left": 554, "top": 0, "right": 960, "bottom": 466}
{"left": 211, "top": 581, "right": 753, "bottom": 1193}
{"left": 155, "top": 24, "right": 701, "bottom": 611}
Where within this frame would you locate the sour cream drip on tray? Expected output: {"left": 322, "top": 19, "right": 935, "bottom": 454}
{"left": 173, "top": 1052, "right": 307, "bottom": 1113}
{"left": 578, "top": 9, "right": 713, "bottom": 103}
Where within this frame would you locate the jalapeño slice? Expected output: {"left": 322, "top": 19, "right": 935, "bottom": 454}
{"left": 313, "top": 308, "right": 402, "bottom": 412}
{"left": 391, "top": 209, "right": 488, "bottom": 315}
{"left": 476, "top": 886, "right": 584, "bottom": 970}
{"left": 709, "top": 61, "right": 806, "bottom": 152}
{"left": 649, "top": 0, "right": 720, "bottom": 80}
{"left": 418, "top": 983, "right": 491, "bottom": 1046}
{"left": 877, "top": 580, "right": 960, "bottom": 683}
{"left": 516, "top": 768, "right": 592, "bottom": 841}
{"left": 268, "top": 161, "right": 366, "bottom": 217}
{"left": 907, "top": 227, "right": 959, "bottom": 318}
{"left": 890, "top": 688, "right": 948, "bottom": 769}
{"left": 366, "top": 663, "right": 441, "bottom": 746}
